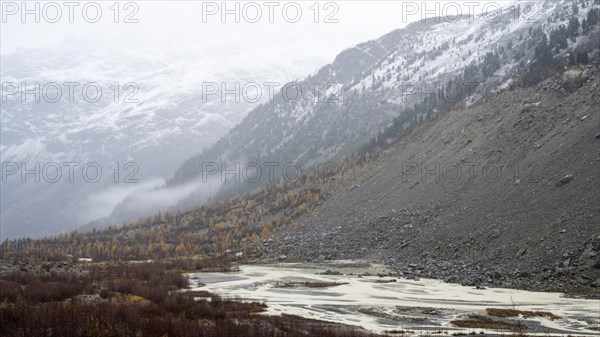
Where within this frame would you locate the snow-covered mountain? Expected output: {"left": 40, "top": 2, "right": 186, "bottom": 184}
{"left": 0, "top": 46, "right": 325, "bottom": 239}
{"left": 170, "top": 0, "right": 597, "bottom": 186}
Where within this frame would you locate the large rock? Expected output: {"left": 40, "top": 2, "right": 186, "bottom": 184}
{"left": 555, "top": 174, "right": 574, "bottom": 187}
{"left": 563, "top": 69, "right": 583, "bottom": 92}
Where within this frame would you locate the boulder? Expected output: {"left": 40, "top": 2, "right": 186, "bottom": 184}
{"left": 562, "top": 69, "right": 583, "bottom": 92}
{"left": 555, "top": 174, "right": 574, "bottom": 187}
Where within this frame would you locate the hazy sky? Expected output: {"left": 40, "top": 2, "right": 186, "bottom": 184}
{"left": 1, "top": 1, "right": 510, "bottom": 62}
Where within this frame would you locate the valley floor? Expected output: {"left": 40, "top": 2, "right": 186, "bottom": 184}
{"left": 189, "top": 261, "right": 600, "bottom": 336}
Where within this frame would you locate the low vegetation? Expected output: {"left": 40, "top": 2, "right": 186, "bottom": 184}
{"left": 450, "top": 315, "right": 528, "bottom": 331}
{"left": 0, "top": 260, "right": 383, "bottom": 337}
{"left": 486, "top": 308, "right": 561, "bottom": 320}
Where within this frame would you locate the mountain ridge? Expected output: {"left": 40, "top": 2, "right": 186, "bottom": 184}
{"left": 149, "top": 0, "right": 596, "bottom": 215}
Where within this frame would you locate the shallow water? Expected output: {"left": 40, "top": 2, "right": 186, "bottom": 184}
{"left": 187, "top": 263, "right": 600, "bottom": 336}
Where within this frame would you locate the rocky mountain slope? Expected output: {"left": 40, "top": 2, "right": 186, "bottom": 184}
{"left": 279, "top": 60, "right": 600, "bottom": 293}
{"left": 167, "top": 0, "right": 596, "bottom": 205}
